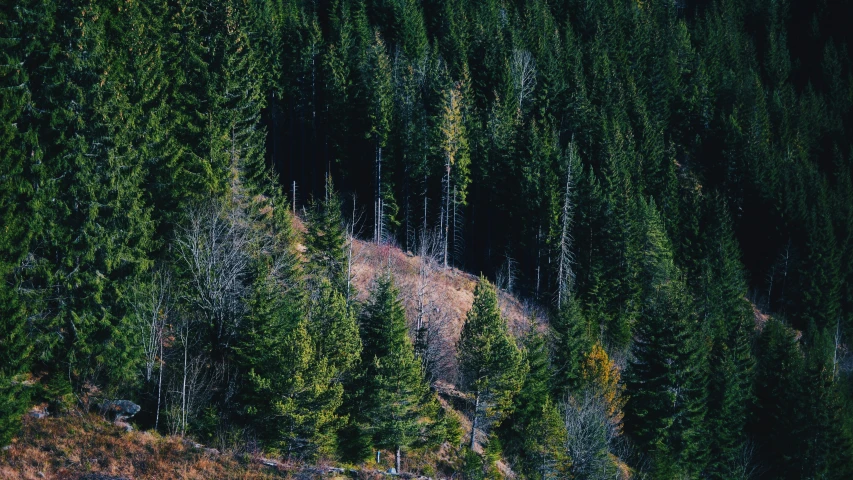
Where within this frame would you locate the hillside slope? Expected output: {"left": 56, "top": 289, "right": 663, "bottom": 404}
{"left": 348, "top": 237, "right": 545, "bottom": 381}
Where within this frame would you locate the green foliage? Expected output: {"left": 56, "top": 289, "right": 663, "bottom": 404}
{"left": 238, "top": 274, "right": 342, "bottom": 459}
{"left": 357, "top": 274, "right": 446, "bottom": 469}
{"left": 496, "top": 329, "right": 554, "bottom": 476}
{"left": 308, "top": 279, "right": 361, "bottom": 380}
{"left": 550, "top": 296, "right": 593, "bottom": 396}
{"left": 624, "top": 201, "right": 708, "bottom": 476}
{"left": 3, "top": 0, "right": 853, "bottom": 475}
{"left": 305, "top": 176, "right": 349, "bottom": 294}
{"left": 523, "top": 398, "right": 570, "bottom": 480}
{"left": 457, "top": 278, "right": 526, "bottom": 449}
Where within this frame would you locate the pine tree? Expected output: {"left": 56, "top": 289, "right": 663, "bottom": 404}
{"left": 700, "top": 198, "right": 755, "bottom": 478}
{"left": 550, "top": 295, "right": 593, "bottom": 396}
{"left": 208, "top": 0, "right": 268, "bottom": 200}
{"left": 26, "top": 1, "right": 154, "bottom": 393}
{"left": 796, "top": 330, "right": 853, "bottom": 478}
{"left": 305, "top": 176, "right": 349, "bottom": 294}
{"left": 624, "top": 200, "right": 707, "bottom": 476}
{"left": 154, "top": 0, "right": 221, "bottom": 225}
{"left": 497, "top": 329, "right": 552, "bottom": 474}
{"left": 362, "top": 30, "right": 394, "bottom": 242}
{"left": 523, "top": 398, "right": 570, "bottom": 480}
{"left": 308, "top": 278, "right": 361, "bottom": 382}
{"left": 0, "top": 0, "right": 38, "bottom": 445}
{"left": 358, "top": 274, "right": 444, "bottom": 472}
{"left": 458, "top": 277, "right": 526, "bottom": 450}
{"left": 237, "top": 272, "right": 341, "bottom": 459}
{"left": 751, "top": 318, "right": 804, "bottom": 478}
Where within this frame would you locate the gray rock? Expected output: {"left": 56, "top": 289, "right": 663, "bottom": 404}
{"left": 100, "top": 400, "right": 140, "bottom": 421}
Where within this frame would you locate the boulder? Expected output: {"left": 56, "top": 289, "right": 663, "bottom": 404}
{"left": 100, "top": 400, "right": 140, "bottom": 422}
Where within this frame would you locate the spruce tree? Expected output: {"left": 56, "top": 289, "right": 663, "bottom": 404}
{"left": 700, "top": 198, "right": 755, "bottom": 478}
{"left": 238, "top": 272, "right": 342, "bottom": 459}
{"left": 0, "top": 0, "right": 37, "bottom": 444}
{"left": 751, "top": 318, "right": 804, "bottom": 478}
{"left": 358, "top": 274, "right": 444, "bottom": 472}
{"left": 457, "top": 277, "right": 526, "bottom": 451}
{"left": 623, "top": 200, "right": 707, "bottom": 476}
{"left": 550, "top": 295, "right": 593, "bottom": 396}
{"left": 523, "top": 398, "right": 570, "bottom": 480}
{"left": 308, "top": 278, "right": 361, "bottom": 381}
{"left": 26, "top": 1, "right": 154, "bottom": 394}
{"left": 305, "top": 176, "right": 349, "bottom": 294}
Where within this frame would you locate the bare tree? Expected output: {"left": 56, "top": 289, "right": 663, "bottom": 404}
{"left": 174, "top": 203, "right": 252, "bottom": 357}
{"left": 562, "top": 389, "right": 624, "bottom": 480}
{"left": 511, "top": 48, "right": 536, "bottom": 111}
{"left": 166, "top": 329, "right": 217, "bottom": 438}
{"left": 556, "top": 144, "right": 577, "bottom": 309}
{"left": 496, "top": 253, "right": 517, "bottom": 318}
{"left": 132, "top": 269, "right": 171, "bottom": 430}
{"left": 412, "top": 229, "right": 453, "bottom": 379}
{"left": 726, "top": 441, "right": 761, "bottom": 480}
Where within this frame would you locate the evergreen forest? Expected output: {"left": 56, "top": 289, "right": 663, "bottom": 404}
{"left": 3, "top": 0, "right": 853, "bottom": 477}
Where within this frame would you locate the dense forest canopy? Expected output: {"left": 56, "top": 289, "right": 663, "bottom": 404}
{"left": 2, "top": 0, "right": 853, "bottom": 477}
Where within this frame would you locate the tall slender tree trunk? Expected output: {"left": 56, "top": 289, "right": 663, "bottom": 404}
{"left": 452, "top": 186, "right": 457, "bottom": 266}
{"left": 155, "top": 340, "right": 163, "bottom": 431}
{"left": 423, "top": 172, "right": 428, "bottom": 238}
{"left": 347, "top": 199, "right": 355, "bottom": 304}
{"left": 444, "top": 158, "right": 450, "bottom": 269}
{"left": 181, "top": 335, "right": 188, "bottom": 437}
{"left": 375, "top": 139, "right": 383, "bottom": 243}
{"left": 557, "top": 157, "right": 574, "bottom": 309}
{"left": 470, "top": 392, "right": 479, "bottom": 450}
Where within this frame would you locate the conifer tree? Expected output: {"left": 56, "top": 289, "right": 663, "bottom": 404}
{"left": 550, "top": 296, "right": 593, "bottom": 396}
{"left": 700, "top": 198, "right": 755, "bottom": 478}
{"left": 499, "top": 330, "right": 560, "bottom": 478}
{"left": 0, "top": 0, "right": 37, "bottom": 444}
{"left": 458, "top": 278, "right": 526, "bottom": 450}
{"left": 239, "top": 276, "right": 342, "bottom": 459}
{"left": 363, "top": 31, "right": 394, "bottom": 242}
{"left": 751, "top": 318, "right": 804, "bottom": 478}
{"left": 624, "top": 200, "right": 707, "bottom": 476}
{"left": 523, "top": 398, "right": 570, "bottom": 480}
{"left": 26, "top": 1, "right": 154, "bottom": 393}
{"left": 438, "top": 77, "right": 471, "bottom": 268}
{"left": 581, "top": 344, "right": 625, "bottom": 430}
{"left": 209, "top": 0, "right": 268, "bottom": 199}
{"left": 305, "top": 176, "right": 349, "bottom": 294}
{"left": 154, "top": 0, "right": 221, "bottom": 222}
{"left": 358, "top": 274, "right": 444, "bottom": 472}
{"left": 308, "top": 279, "right": 361, "bottom": 382}
{"left": 324, "top": 0, "right": 355, "bottom": 174}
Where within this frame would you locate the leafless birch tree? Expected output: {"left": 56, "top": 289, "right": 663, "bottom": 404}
{"left": 511, "top": 49, "right": 536, "bottom": 111}
{"left": 132, "top": 269, "right": 171, "bottom": 430}
{"left": 174, "top": 203, "right": 252, "bottom": 357}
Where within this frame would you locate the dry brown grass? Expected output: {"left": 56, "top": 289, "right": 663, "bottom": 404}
{"left": 0, "top": 414, "right": 293, "bottom": 480}
{"left": 349, "top": 238, "right": 544, "bottom": 382}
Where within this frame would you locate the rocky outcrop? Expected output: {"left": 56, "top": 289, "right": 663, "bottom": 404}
{"left": 100, "top": 400, "right": 140, "bottom": 432}
{"left": 100, "top": 400, "right": 140, "bottom": 420}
